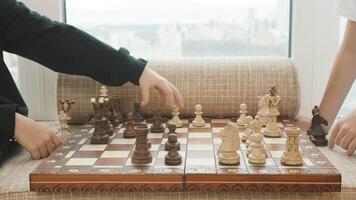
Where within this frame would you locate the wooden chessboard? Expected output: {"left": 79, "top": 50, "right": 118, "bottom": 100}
{"left": 30, "top": 119, "right": 341, "bottom": 192}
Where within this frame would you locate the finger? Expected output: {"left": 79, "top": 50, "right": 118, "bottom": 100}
{"left": 31, "top": 149, "right": 42, "bottom": 160}
{"left": 168, "top": 82, "right": 184, "bottom": 108}
{"left": 140, "top": 85, "right": 150, "bottom": 107}
{"left": 347, "top": 138, "right": 356, "bottom": 156}
{"left": 340, "top": 133, "right": 355, "bottom": 149}
{"left": 329, "top": 122, "right": 340, "bottom": 149}
{"left": 39, "top": 146, "right": 49, "bottom": 159}
{"left": 156, "top": 81, "right": 174, "bottom": 106}
{"left": 47, "top": 142, "right": 55, "bottom": 155}
{"left": 335, "top": 126, "right": 348, "bottom": 147}
{"left": 51, "top": 134, "right": 62, "bottom": 147}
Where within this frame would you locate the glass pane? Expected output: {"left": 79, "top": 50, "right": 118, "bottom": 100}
{"left": 65, "top": 0, "right": 291, "bottom": 58}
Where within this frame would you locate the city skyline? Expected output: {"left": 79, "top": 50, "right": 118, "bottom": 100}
{"left": 66, "top": 0, "right": 291, "bottom": 58}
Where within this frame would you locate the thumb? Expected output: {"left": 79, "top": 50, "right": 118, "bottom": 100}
{"left": 140, "top": 85, "right": 150, "bottom": 107}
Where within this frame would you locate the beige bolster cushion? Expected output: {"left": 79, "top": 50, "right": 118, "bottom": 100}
{"left": 57, "top": 58, "right": 300, "bottom": 124}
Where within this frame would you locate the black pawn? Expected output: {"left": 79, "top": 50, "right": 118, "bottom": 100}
{"left": 167, "top": 123, "right": 177, "bottom": 134}
{"left": 103, "top": 98, "right": 114, "bottom": 136}
{"left": 150, "top": 110, "right": 165, "bottom": 133}
{"left": 165, "top": 133, "right": 180, "bottom": 151}
{"left": 124, "top": 112, "right": 136, "bottom": 138}
{"left": 165, "top": 145, "right": 182, "bottom": 166}
{"left": 112, "top": 96, "right": 125, "bottom": 123}
{"left": 133, "top": 102, "right": 144, "bottom": 123}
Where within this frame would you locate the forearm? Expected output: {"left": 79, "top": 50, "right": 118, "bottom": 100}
{"left": 320, "top": 21, "right": 356, "bottom": 124}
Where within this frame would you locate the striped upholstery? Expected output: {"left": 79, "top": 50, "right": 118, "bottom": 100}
{"left": 57, "top": 57, "right": 300, "bottom": 124}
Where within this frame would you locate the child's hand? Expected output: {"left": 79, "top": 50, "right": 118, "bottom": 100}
{"left": 14, "top": 113, "right": 61, "bottom": 160}
{"left": 329, "top": 108, "right": 356, "bottom": 156}
{"left": 139, "top": 67, "right": 184, "bottom": 108}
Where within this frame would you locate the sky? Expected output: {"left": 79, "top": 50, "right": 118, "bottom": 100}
{"left": 66, "top": 0, "right": 284, "bottom": 25}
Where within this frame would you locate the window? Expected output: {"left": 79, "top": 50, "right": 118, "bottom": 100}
{"left": 65, "top": 0, "right": 291, "bottom": 58}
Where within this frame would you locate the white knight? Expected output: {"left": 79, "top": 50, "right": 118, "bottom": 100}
{"left": 218, "top": 122, "right": 240, "bottom": 165}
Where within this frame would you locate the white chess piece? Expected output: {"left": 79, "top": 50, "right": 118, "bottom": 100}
{"left": 192, "top": 104, "right": 205, "bottom": 127}
{"left": 246, "top": 116, "right": 263, "bottom": 148}
{"left": 256, "top": 95, "right": 270, "bottom": 125}
{"left": 240, "top": 116, "right": 253, "bottom": 142}
{"left": 218, "top": 122, "right": 240, "bottom": 165}
{"left": 262, "top": 87, "right": 282, "bottom": 137}
{"left": 99, "top": 86, "right": 108, "bottom": 97}
{"left": 262, "top": 117, "right": 282, "bottom": 138}
{"left": 58, "top": 111, "right": 70, "bottom": 142}
{"left": 236, "top": 103, "right": 248, "bottom": 126}
{"left": 248, "top": 134, "right": 267, "bottom": 164}
{"left": 237, "top": 103, "right": 253, "bottom": 142}
{"left": 281, "top": 127, "right": 303, "bottom": 166}
{"left": 169, "top": 105, "right": 183, "bottom": 128}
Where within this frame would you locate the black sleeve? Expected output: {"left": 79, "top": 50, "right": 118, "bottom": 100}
{"left": 0, "top": 102, "right": 17, "bottom": 163}
{"left": 0, "top": 0, "right": 146, "bottom": 86}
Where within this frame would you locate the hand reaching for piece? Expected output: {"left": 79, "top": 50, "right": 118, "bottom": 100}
{"left": 14, "top": 113, "right": 61, "bottom": 160}
{"left": 329, "top": 108, "right": 356, "bottom": 156}
{"left": 139, "top": 67, "right": 184, "bottom": 108}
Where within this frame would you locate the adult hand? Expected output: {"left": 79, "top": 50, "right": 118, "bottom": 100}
{"left": 14, "top": 113, "right": 61, "bottom": 160}
{"left": 139, "top": 67, "right": 184, "bottom": 108}
{"left": 329, "top": 108, "right": 356, "bottom": 156}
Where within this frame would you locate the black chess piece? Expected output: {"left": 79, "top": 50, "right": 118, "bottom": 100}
{"left": 103, "top": 98, "right": 114, "bottom": 136}
{"left": 111, "top": 96, "right": 125, "bottom": 124}
{"left": 165, "top": 144, "right": 182, "bottom": 166}
{"left": 90, "top": 98, "right": 110, "bottom": 144}
{"left": 150, "top": 109, "right": 165, "bottom": 133}
{"left": 103, "top": 96, "right": 120, "bottom": 128}
{"left": 307, "top": 106, "right": 329, "bottom": 146}
{"left": 167, "top": 123, "right": 177, "bottom": 134}
{"left": 108, "top": 101, "right": 120, "bottom": 128}
{"left": 91, "top": 117, "right": 110, "bottom": 144}
{"left": 165, "top": 133, "right": 181, "bottom": 151}
{"left": 133, "top": 102, "right": 144, "bottom": 123}
{"left": 124, "top": 112, "right": 136, "bottom": 138}
{"left": 132, "top": 123, "right": 152, "bottom": 164}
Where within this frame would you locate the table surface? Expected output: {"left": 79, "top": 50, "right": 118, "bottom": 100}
{"left": 1, "top": 121, "right": 356, "bottom": 198}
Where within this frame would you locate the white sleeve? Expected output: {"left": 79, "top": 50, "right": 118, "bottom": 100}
{"left": 338, "top": 0, "right": 356, "bottom": 21}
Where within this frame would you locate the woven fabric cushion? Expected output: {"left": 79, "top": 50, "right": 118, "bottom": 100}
{"left": 57, "top": 57, "right": 300, "bottom": 124}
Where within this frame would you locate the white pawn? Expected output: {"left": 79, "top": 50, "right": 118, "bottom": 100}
{"left": 192, "top": 104, "right": 205, "bottom": 127}
{"left": 58, "top": 111, "right": 70, "bottom": 142}
{"left": 170, "top": 105, "right": 183, "bottom": 128}
{"left": 236, "top": 103, "right": 248, "bottom": 126}
{"left": 248, "top": 134, "right": 267, "bottom": 164}
{"left": 240, "top": 116, "right": 253, "bottom": 142}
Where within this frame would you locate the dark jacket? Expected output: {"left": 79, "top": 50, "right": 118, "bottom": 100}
{"left": 0, "top": 0, "right": 147, "bottom": 163}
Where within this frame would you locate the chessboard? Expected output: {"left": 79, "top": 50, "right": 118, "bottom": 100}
{"left": 30, "top": 118, "right": 341, "bottom": 192}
